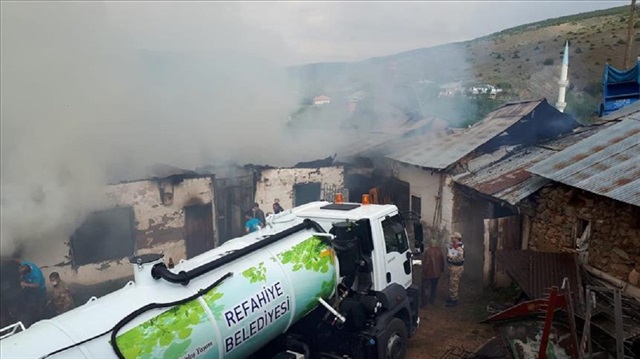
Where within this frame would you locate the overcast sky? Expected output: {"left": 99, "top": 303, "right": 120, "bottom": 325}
{"left": 94, "top": 1, "right": 628, "bottom": 65}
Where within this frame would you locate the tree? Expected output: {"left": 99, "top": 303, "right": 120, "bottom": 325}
{"left": 624, "top": 0, "right": 638, "bottom": 69}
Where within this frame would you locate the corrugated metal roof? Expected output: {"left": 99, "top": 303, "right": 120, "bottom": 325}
{"left": 497, "top": 250, "right": 579, "bottom": 303}
{"left": 529, "top": 119, "right": 640, "bottom": 207}
{"left": 335, "top": 117, "right": 448, "bottom": 161}
{"left": 598, "top": 99, "right": 640, "bottom": 122}
{"left": 455, "top": 147, "right": 554, "bottom": 205}
{"left": 453, "top": 126, "right": 605, "bottom": 205}
{"left": 386, "top": 99, "right": 545, "bottom": 169}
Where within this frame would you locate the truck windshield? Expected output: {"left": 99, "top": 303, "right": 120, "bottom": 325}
{"left": 382, "top": 215, "right": 409, "bottom": 254}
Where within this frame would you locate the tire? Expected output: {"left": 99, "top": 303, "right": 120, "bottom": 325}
{"left": 379, "top": 317, "right": 408, "bottom": 359}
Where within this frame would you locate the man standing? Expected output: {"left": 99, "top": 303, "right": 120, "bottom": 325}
{"left": 18, "top": 260, "right": 47, "bottom": 324}
{"left": 421, "top": 239, "right": 445, "bottom": 306}
{"left": 47, "top": 272, "right": 75, "bottom": 316}
{"left": 272, "top": 200, "right": 284, "bottom": 214}
{"left": 252, "top": 202, "right": 266, "bottom": 226}
{"left": 245, "top": 211, "right": 262, "bottom": 233}
{"left": 446, "top": 232, "right": 465, "bottom": 307}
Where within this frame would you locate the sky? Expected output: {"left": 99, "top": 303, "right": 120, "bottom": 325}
{"left": 0, "top": 0, "right": 629, "bottom": 254}
{"left": 90, "top": 1, "right": 628, "bottom": 66}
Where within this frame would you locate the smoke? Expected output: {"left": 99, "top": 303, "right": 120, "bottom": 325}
{"left": 0, "top": 1, "right": 621, "bottom": 257}
{"left": 0, "top": 2, "right": 333, "bottom": 256}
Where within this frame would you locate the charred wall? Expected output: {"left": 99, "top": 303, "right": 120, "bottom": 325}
{"left": 527, "top": 183, "right": 640, "bottom": 282}
{"left": 24, "top": 176, "right": 216, "bottom": 287}
{"left": 254, "top": 166, "right": 345, "bottom": 210}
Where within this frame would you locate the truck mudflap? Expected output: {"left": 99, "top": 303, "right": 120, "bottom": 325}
{"left": 406, "top": 285, "right": 420, "bottom": 337}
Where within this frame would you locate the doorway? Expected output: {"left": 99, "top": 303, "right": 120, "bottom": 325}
{"left": 294, "top": 182, "right": 322, "bottom": 206}
{"left": 185, "top": 204, "right": 214, "bottom": 258}
{"left": 214, "top": 176, "right": 254, "bottom": 244}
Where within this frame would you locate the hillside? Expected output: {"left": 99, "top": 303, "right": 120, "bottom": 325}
{"left": 288, "top": 5, "right": 638, "bottom": 123}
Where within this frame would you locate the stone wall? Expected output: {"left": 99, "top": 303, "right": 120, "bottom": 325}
{"left": 528, "top": 183, "right": 640, "bottom": 282}
{"left": 254, "top": 166, "right": 345, "bottom": 210}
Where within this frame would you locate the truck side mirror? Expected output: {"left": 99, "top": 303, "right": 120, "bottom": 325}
{"left": 413, "top": 222, "right": 424, "bottom": 247}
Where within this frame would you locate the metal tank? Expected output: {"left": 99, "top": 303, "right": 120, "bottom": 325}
{"left": 1, "top": 216, "right": 338, "bottom": 359}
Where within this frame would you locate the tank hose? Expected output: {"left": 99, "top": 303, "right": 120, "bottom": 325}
{"left": 38, "top": 272, "right": 232, "bottom": 359}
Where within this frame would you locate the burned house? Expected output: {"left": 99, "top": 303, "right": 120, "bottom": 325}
{"left": 24, "top": 171, "right": 219, "bottom": 288}
{"left": 254, "top": 166, "right": 346, "bottom": 209}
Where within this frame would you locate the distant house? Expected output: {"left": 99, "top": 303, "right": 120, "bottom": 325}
{"left": 313, "top": 95, "right": 331, "bottom": 106}
{"left": 438, "top": 82, "right": 464, "bottom": 98}
{"left": 469, "top": 84, "right": 503, "bottom": 96}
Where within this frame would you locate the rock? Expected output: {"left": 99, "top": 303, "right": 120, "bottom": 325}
{"left": 612, "top": 247, "right": 631, "bottom": 261}
{"left": 629, "top": 269, "right": 640, "bottom": 287}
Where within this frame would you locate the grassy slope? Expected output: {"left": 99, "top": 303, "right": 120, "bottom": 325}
{"left": 290, "top": 5, "right": 637, "bottom": 102}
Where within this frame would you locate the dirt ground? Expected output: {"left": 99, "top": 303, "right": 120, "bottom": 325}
{"left": 406, "top": 273, "right": 509, "bottom": 359}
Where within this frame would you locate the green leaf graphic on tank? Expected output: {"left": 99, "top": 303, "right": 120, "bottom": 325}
{"left": 277, "top": 236, "right": 333, "bottom": 273}
{"left": 115, "top": 286, "right": 225, "bottom": 359}
{"left": 242, "top": 261, "right": 267, "bottom": 283}
{"left": 303, "top": 278, "right": 337, "bottom": 314}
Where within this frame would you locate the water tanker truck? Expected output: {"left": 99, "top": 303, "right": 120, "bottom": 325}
{"left": 1, "top": 199, "right": 424, "bottom": 359}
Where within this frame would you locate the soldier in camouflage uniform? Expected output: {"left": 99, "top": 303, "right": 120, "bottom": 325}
{"left": 47, "top": 272, "right": 75, "bottom": 315}
{"left": 445, "top": 232, "right": 465, "bottom": 307}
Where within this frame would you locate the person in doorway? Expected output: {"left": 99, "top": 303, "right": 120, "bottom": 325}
{"left": 252, "top": 202, "right": 266, "bottom": 226}
{"left": 245, "top": 211, "right": 262, "bottom": 233}
{"left": 47, "top": 272, "right": 75, "bottom": 316}
{"left": 445, "top": 232, "right": 465, "bottom": 307}
{"left": 421, "top": 240, "right": 445, "bottom": 306}
{"left": 18, "top": 260, "right": 47, "bottom": 324}
{"left": 272, "top": 200, "right": 284, "bottom": 214}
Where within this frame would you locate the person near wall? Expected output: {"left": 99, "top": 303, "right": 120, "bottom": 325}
{"left": 272, "top": 200, "right": 285, "bottom": 214}
{"left": 252, "top": 202, "right": 266, "bottom": 227}
{"left": 445, "top": 232, "right": 465, "bottom": 307}
{"left": 245, "top": 211, "right": 262, "bottom": 233}
{"left": 421, "top": 239, "right": 445, "bottom": 307}
{"left": 47, "top": 272, "right": 75, "bottom": 316}
{"left": 18, "top": 259, "right": 47, "bottom": 325}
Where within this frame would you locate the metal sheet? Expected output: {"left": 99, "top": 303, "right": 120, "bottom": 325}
{"left": 496, "top": 250, "right": 579, "bottom": 303}
{"left": 386, "top": 99, "right": 547, "bottom": 169}
{"left": 529, "top": 119, "right": 640, "bottom": 207}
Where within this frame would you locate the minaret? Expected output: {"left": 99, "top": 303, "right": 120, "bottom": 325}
{"left": 556, "top": 41, "right": 569, "bottom": 113}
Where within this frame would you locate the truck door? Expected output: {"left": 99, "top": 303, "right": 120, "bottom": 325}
{"left": 380, "top": 215, "right": 412, "bottom": 289}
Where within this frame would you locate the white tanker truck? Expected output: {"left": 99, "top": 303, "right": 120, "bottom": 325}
{"left": 1, "top": 199, "right": 424, "bottom": 359}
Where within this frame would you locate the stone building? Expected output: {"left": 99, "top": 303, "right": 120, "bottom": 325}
{"left": 529, "top": 116, "right": 640, "bottom": 285}
{"left": 524, "top": 183, "right": 640, "bottom": 283}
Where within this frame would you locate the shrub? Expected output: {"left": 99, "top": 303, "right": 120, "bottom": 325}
{"left": 543, "top": 58, "right": 555, "bottom": 65}
{"left": 575, "top": 47, "right": 583, "bottom": 54}
{"left": 617, "top": 38, "right": 626, "bottom": 45}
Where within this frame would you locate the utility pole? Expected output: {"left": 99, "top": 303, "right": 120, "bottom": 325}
{"left": 623, "top": 0, "right": 637, "bottom": 69}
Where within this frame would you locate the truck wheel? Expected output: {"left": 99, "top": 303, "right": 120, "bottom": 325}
{"left": 381, "top": 318, "right": 408, "bottom": 359}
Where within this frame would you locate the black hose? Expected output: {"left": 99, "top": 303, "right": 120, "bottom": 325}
{"left": 286, "top": 337, "right": 311, "bottom": 359}
{"left": 38, "top": 272, "right": 232, "bottom": 359}
{"left": 152, "top": 218, "right": 327, "bottom": 285}
{"left": 110, "top": 272, "right": 233, "bottom": 358}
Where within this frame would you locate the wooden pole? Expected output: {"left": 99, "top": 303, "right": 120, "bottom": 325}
{"left": 623, "top": 0, "right": 637, "bottom": 69}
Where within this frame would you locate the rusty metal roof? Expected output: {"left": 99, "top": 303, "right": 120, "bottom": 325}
{"left": 496, "top": 250, "right": 579, "bottom": 302}
{"left": 454, "top": 147, "right": 553, "bottom": 205}
{"left": 386, "top": 99, "right": 546, "bottom": 169}
{"left": 453, "top": 127, "right": 604, "bottom": 205}
{"left": 529, "top": 119, "right": 640, "bottom": 207}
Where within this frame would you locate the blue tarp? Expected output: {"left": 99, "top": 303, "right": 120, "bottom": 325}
{"left": 599, "top": 60, "right": 640, "bottom": 116}
{"left": 602, "top": 61, "right": 640, "bottom": 83}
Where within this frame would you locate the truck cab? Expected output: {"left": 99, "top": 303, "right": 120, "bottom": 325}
{"left": 269, "top": 198, "right": 422, "bottom": 359}
{"left": 292, "top": 200, "right": 414, "bottom": 291}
